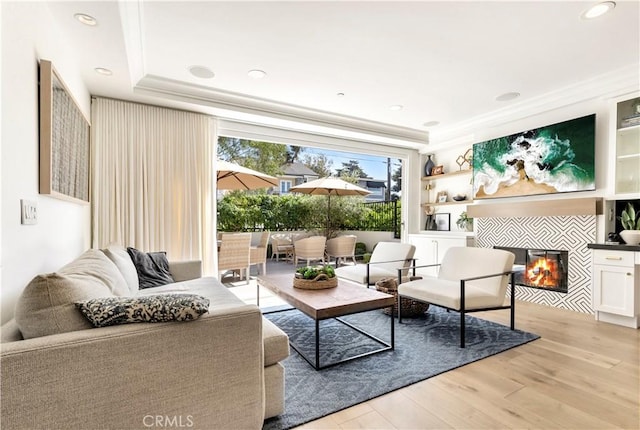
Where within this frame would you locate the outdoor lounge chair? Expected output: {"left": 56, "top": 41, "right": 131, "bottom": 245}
{"left": 334, "top": 242, "right": 416, "bottom": 287}
{"left": 397, "top": 246, "right": 516, "bottom": 348}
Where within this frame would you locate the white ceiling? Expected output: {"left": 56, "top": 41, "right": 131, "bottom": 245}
{"left": 46, "top": 1, "right": 639, "bottom": 149}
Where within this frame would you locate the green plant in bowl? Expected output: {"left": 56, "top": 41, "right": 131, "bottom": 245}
{"left": 295, "top": 265, "right": 336, "bottom": 280}
{"left": 619, "top": 203, "right": 640, "bottom": 245}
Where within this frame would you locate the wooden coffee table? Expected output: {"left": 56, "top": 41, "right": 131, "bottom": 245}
{"left": 257, "top": 273, "right": 395, "bottom": 370}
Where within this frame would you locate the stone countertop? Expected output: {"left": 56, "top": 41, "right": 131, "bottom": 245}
{"left": 587, "top": 243, "right": 640, "bottom": 252}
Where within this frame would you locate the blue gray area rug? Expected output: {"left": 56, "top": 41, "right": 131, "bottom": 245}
{"left": 262, "top": 306, "right": 539, "bottom": 430}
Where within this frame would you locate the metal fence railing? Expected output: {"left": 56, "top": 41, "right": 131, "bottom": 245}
{"left": 342, "top": 200, "right": 400, "bottom": 238}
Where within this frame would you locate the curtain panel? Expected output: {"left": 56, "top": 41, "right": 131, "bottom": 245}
{"left": 91, "top": 98, "right": 216, "bottom": 274}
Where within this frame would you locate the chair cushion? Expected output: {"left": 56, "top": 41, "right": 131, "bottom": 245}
{"left": 398, "top": 277, "right": 506, "bottom": 310}
{"left": 76, "top": 294, "right": 210, "bottom": 327}
{"left": 15, "top": 249, "right": 129, "bottom": 339}
{"left": 262, "top": 318, "right": 290, "bottom": 366}
{"left": 334, "top": 264, "right": 396, "bottom": 285}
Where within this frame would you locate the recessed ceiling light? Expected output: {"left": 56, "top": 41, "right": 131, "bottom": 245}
{"left": 581, "top": 1, "right": 616, "bottom": 19}
{"left": 94, "top": 67, "right": 112, "bottom": 76}
{"left": 247, "top": 69, "right": 266, "bottom": 79}
{"left": 495, "top": 92, "right": 520, "bottom": 102}
{"left": 336, "top": 92, "right": 345, "bottom": 97}
{"left": 389, "top": 105, "right": 403, "bottom": 111}
{"left": 423, "top": 121, "right": 440, "bottom": 127}
{"left": 189, "top": 65, "right": 215, "bottom": 79}
{"left": 74, "top": 13, "right": 97, "bottom": 26}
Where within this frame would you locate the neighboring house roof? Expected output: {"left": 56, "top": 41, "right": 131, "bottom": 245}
{"left": 281, "top": 162, "right": 319, "bottom": 177}
{"left": 359, "top": 179, "right": 386, "bottom": 189}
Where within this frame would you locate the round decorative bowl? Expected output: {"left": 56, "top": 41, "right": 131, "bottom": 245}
{"left": 452, "top": 194, "right": 467, "bottom": 201}
{"left": 619, "top": 230, "right": 640, "bottom": 245}
{"left": 293, "top": 274, "right": 338, "bottom": 290}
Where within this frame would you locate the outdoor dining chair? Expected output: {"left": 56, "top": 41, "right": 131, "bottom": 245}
{"left": 325, "top": 235, "right": 357, "bottom": 266}
{"left": 217, "top": 232, "right": 252, "bottom": 282}
{"left": 250, "top": 231, "right": 270, "bottom": 275}
{"left": 293, "top": 236, "right": 326, "bottom": 266}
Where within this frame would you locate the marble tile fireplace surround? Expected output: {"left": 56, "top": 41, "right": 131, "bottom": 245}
{"left": 469, "top": 198, "right": 600, "bottom": 314}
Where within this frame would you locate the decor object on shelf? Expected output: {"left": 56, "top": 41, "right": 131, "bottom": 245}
{"left": 456, "top": 148, "right": 473, "bottom": 171}
{"left": 294, "top": 265, "right": 337, "bottom": 289}
{"left": 425, "top": 215, "right": 437, "bottom": 231}
{"left": 472, "top": 114, "right": 595, "bottom": 200}
{"left": 437, "top": 191, "right": 448, "bottom": 203}
{"left": 456, "top": 211, "right": 473, "bottom": 231}
{"left": 432, "top": 165, "right": 444, "bottom": 175}
{"left": 618, "top": 202, "right": 640, "bottom": 245}
{"left": 435, "top": 213, "right": 450, "bottom": 231}
{"left": 452, "top": 194, "right": 467, "bottom": 201}
{"left": 39, "top": 59, "right": 90, "bottom": 203}
{"left": 424, "top": 154, "right": 435, "bottom": 176}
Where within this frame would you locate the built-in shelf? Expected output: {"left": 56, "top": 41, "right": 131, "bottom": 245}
{"left": 617, "top": 153, "right": 640, "bottom": 160}
{"left": 421, "top": 170, "right": 471, "bottom": 181}
{"left": 617, "top": 124, "right": 640, "bottom": 133}
{"left": 467, "top": 197, "right": 603, "bottom": 218}
{"left": 421, "top": 200, "right": 472, "bottom": 207}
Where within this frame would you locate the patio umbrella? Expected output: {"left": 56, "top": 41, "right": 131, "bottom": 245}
{"left": 216, "top": 160, "right": 278, "bottom": 190}
{"left": 290, "top": 177, "right": 371, "bottom": 232}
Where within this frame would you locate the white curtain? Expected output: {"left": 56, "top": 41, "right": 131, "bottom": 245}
{"left": 91, "top": 98, "right": 216, "bottom": 274}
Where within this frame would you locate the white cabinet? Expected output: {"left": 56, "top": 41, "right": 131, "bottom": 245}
{"left": 408, "top": 233, "right": 475, "bottom": 276}
{"left": 611, "top": 95, "right": 640, "bottom": 198}
{"left": 591, "top": 249, "right": 640, "bottom": 328}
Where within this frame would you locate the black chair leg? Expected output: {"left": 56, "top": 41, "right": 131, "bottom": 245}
{"left": 460, "top": 309, "right": 466, "bottom": 348}
{"left": 398, "top": 294, "right": 403, "bottom": 323}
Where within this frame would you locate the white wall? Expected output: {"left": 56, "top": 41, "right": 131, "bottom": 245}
{"left": 1, "top": 2, "right": 91, "bottom": 323}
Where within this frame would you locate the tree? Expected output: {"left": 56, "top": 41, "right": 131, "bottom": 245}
{"left": 301, "top": 153, "right": 333, "bottom": 177}
{"left": 336, "top": 160, "right": 370, "bottom": 179}
{"left": 217, "top": 137, "right": 288, "bottom": 176}
{"left": 285, "top": 145, "right": 305, "bottom": 163}
{"left": 391, "top": 160, "right": 402, "bottom": 200}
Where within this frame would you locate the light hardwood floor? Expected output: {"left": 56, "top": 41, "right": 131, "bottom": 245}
{"left": 293, "top": 300, "right": 640, "bottom": 430}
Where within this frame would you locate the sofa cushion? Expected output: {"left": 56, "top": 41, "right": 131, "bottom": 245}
{"left": 262, "top": 318, "right": 290, "bottom": 366}
{"left": 127, "top": 247, "right": 175, "bottom": 289}
{"left": 76, "top": 294, "right": 210, "bottom": 327}
{"left": 102, "top": 244, "right": 139, "bottom": 294}
{"left": 15, "top": 249, "right": 129, "bottom": 339}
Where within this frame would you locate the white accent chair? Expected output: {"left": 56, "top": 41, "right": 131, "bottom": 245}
{"left": 334, "top": 242, "right": 416, "bottom": 287}
{"left": 217, "top": 232, "right": 252, "bottom": 281}
{"left": 397, "top": 247, "right": 516, "bottom": 348}
{"left": 250, "top": 231, "right": 270, "bottom": 275}
{"left": 325, "top": 235, "right": 357, "bottom": 266}
{"left": 293, "top": 236, "right": 326, "bottom": 266}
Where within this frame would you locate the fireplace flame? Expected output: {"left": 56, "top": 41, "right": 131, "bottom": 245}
{"left": 526, "top": 257, "right": 559, "bottom": 287}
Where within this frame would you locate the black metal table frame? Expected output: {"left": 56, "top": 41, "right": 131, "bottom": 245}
{"left": 265, "top": 304, "right": 394, "bottom": 370}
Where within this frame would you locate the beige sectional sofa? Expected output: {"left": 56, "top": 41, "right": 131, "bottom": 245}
{"left": 0, "top": 246, "right": 289, "bottom": 430}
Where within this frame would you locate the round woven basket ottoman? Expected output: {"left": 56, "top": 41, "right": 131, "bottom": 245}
{"left": 375, "top": 277, "right": 429, "bottom": 317}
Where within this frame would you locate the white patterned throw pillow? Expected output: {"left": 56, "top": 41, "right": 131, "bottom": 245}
{"left": 76, "top": 294, "right": 210, "bottom": 327}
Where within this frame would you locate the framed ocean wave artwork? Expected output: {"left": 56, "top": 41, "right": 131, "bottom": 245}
{"left": 472, "top": 114, "right": 596, "bottom": 200}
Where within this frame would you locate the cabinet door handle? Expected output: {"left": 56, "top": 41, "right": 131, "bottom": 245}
{"left": 605, "top": 256, "right": 623, "bottom": 260}
{"left": 627, "top": 273, "right": 633, "bottom": 276}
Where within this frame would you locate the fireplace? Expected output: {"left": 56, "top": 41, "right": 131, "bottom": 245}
{"left": 495, "top": 246, "right": 568, "bottom": 293}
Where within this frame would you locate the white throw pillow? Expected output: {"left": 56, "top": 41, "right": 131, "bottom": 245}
{"left": 102, "top": 244, "right": 140, "bottom": 294}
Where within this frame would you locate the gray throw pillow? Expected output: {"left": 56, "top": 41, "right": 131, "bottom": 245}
{"left": 76, "top": 294, "right": 210, "bottom": 327}
{"left": 126, "top": 247, "right": 175, "bottom": 289}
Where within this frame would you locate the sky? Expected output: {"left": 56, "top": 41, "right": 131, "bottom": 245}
{"left": 302, "top": 147, "right": 400, "bottom": 180}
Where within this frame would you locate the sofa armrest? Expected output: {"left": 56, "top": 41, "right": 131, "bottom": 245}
{"left": 169, "top": 260, "right": 202, "bottom": 281}
{"left": 1, "top": 304, "right": 264, "bottom": 430}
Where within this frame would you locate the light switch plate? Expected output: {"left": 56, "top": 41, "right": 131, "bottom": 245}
{"left": 21, "top": 199, "right": 38, "bottom": 225}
